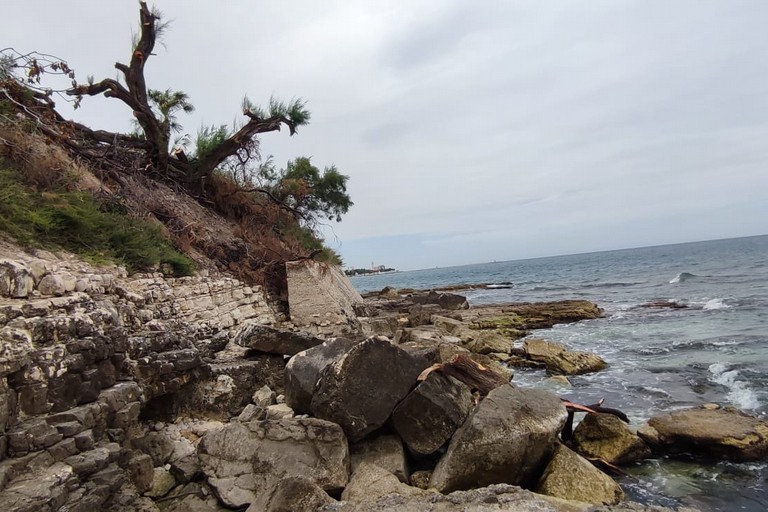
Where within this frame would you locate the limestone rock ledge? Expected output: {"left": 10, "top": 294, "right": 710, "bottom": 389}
{"left": 0, "top": 248, "right": 277, "bottom": 510}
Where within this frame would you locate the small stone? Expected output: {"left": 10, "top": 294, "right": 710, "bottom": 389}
{"left": 410, "top": 470, "right": 432, "bottom": 489}
{"left": 237, "top": 404, "right": 265, "bottom": 422}
{"left": 265, "top": 403, "right": 295, "bottom": 420}
{"left": 145, "top": 466, "right": 177, "bottom": 498}
{"left": 37, "top": 274, "right": 67, "bottom": 296}
{"left": 252, "top": 385, "right": 276, "bottom": 407}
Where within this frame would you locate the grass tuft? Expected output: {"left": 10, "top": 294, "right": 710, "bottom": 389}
{"left": 0, "top": 161, "right": 194, "bottom": 276}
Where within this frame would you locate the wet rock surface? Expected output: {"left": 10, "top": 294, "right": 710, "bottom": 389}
{"left": 536, "top": 443, "right": 624, "bottom": 505}
{"left": 640, "top": 406, "right": 768, "bottom": 462}
{"left": 571, "top": 412, "right": 651, "bottom": 465}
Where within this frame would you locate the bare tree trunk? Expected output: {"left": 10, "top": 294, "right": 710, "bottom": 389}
{"left": 67, "top": 1, "right": 168, "bottom": 170}
{"left": 59, "top": 2, "right": 305, "bottom": 185}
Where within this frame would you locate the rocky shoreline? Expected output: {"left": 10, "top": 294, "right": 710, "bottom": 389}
{"left": 2, "top": 248, "right": 767, "bottom": 511}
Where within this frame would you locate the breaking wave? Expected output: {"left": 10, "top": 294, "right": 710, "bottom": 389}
{"left": 709, "top": 363, "right": 760, "bottom": 410}
{"left": 702, "top": 298, "right": 731, "bottom": 310}
{"left": 670, "top": 272, "right": 697, "bottom": 284}
{"left": 485, "top": 282, "right": 514, "bottom": 289}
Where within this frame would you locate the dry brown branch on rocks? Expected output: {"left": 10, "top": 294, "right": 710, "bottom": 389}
{"left": 418, "top": 353, "right": 510, "bottom": 396}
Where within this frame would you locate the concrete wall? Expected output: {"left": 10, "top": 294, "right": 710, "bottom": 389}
{"left": 285, "top": 260, "right": 363, "bottom": 337}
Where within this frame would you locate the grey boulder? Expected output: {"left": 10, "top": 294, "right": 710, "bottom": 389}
{"left": 234, "top": 322, "right": 325, "bottom": 356}
{"left": 429, "top": 385, "right": 567, "bottom": 492}
{"left": 392, "top": 373, "right": 473, "bottom": 455}
{"left": 283, "top": 337, "right": 359, "bottom": 414}
{"left": 198, "top": 417, "right": 349, "bottom": 508}
{"left": 311, "top": 337, "right": 426, "bottom": 442}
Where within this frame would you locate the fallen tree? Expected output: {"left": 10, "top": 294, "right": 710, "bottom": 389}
{"left": 2, "top": 2, "right": 308, "bottom": 193}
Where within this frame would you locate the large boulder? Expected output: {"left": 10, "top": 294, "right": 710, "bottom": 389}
{"left": 182, "top": 356, "right": 283, "bottom": 419}
{"left": 311, "top": 337, "right": 426, "bottom": 442}
{"left": 639, "top": 406, "right": 768, "bottom": 462}
{"left": 462, "top": 331, "right": 514, "bottom": 355}
{"left": 535, "top": 443, "right": 624, "bottom": 505}
{"left": 430, "top": 315, "right": 465, "bottom": 335}
{"left": 392, "top": 373, "right": 473, "bottom": 456}
{"left": 198, "top": 417, "right": 349, "bottom": 509}
{"left": 284, "top": 337, "right": 359, "bottom": 414}
{"left": 132, "top": 432, "right": 175, "bottom": 467}
{"left": 429, "top": 385, "right": 567, "bottom": 492}
{"left": 571, "top": 413, "right": 651, "bottom": 465}
{"left": 524, "top": 339, "right": 606, "bottom": 375}
{"left": 411, "top": 291, "right": 469, "bottom": 310}
{"left": 358, "top": 315, "right": 400, "bottom": 337}
{"left": 407, "top": 304, "right": 441, "bottom": 327}
{"left": 394, "top": 326, "right": 444, "bottom": 345}
{"left": 234, "top": 322, "right": 324, "bottom": 356}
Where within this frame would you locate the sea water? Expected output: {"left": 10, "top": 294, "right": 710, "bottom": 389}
{"left": 350, "top": 234, "right": 768, "bottom": 511}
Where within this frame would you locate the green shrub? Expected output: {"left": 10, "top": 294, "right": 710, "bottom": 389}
{"left": 0, "top": 162, "right": 195, "bottom": 276}
{"left": 282, "top": 222, "right": 343, "bottom": 266}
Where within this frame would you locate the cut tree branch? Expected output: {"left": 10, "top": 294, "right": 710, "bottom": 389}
{"left": 418, "top": 353, "right": 510, "bottom": 396}
{"left": 194, "top": 112, "right": 297, "bottom": 177}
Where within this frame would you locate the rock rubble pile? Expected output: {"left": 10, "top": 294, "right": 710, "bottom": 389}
{"left": 2, "top": 251, "right": 764, "bottom": 511}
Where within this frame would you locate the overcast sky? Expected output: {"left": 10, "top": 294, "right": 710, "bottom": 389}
{"left": 5, "top": 1, "right": 768, "bottom": 270}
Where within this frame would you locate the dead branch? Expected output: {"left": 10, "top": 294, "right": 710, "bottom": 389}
{"left": 560, "top": 398, "right": 629, "bottom": 442}
{"left": 65, "top": 1, "right": 167, "bottom": 169}
{"left": 418, "top": 353, "right": 510, "bottom": 396}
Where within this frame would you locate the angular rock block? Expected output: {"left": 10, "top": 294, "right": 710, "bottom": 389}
{"left": 234, "top": 322, "right": 325, "bottom": 356}
{"left": 284, "top": 337, "right": 359, "bottom": 414}
{"left": 0, "top": 260, "right": 35, "bottom": 299}
{"left": 535, "top": 443, "right": 624, "bottom": 505}
{"left": 572, "top": 412, "right": 650, "bottom": 465}
{"left": 198, "top": 417, "right": 349, "bottom": 509}
{"left": 341, "top": 461, "right": 428, "bottom": 503}
{"left": 429, "top": 385, "right": 567, "bottom": 492}
{"left": 311, "top": 337, "right": 426, "bottom": 442}
{"left": 246, "top": 476, "right": 335, "bottom": 512}
{"left": 392, "top": 373, "right": 473, "bottom": 456}
{"left": 350, "top": 435, "right": 409, "bottom": 484}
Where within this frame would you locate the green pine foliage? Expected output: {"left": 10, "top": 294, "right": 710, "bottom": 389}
{"left": 274, "top": 157, "right": 353, "bottom": 222}
{"left": 281, "top": 223, "right": 343, "bottom": 266}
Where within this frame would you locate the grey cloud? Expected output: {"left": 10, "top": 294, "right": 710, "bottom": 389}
{"left": 4, "top": 0, "right": 768, "bottom": 270}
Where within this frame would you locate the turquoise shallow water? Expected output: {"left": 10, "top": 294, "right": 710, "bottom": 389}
{"left": 350, "top": 235, "right": 768, "bottom": 511}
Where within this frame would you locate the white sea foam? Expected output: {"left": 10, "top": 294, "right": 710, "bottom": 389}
{"left": 709, "top": 363, "right": 760, "bottom": 410}
{"left": 703, "top": 298, "right": 731, "bottom": 310}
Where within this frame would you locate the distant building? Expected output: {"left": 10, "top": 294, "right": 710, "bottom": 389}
{"left": 344, "top": 263, "right": 396, "bottom": 277}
